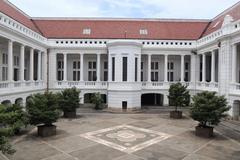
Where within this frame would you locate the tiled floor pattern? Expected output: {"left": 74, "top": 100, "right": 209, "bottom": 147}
{"left": 3, "top": 113, "right": 240, "bottom": 160}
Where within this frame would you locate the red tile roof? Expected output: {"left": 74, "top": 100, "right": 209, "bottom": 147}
{"left": 0, "top": 0, "right": 40, "bottom": 33}
{"left": 202, "top": 2, "right": 240, "bottom": 36}
{"left": 33, "top": 19, "right": 209, "bottom": 40}
{"left": 1, "top": 0, "right": 240, "bottom": 40}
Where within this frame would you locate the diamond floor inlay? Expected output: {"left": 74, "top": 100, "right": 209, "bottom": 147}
{"left": 80, "top": 124, "right": 172, "bottom": 153}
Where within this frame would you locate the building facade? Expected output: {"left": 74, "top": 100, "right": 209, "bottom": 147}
{"left": 0, "top": 0, "right": 240, "bottom": 119}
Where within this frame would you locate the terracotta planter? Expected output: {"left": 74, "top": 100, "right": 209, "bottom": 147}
{"left": 63, "top": 110, "right": 77, "bottom": 118}
{"left": 37, "top": 125, "right": 56, "bottom": 137}
{"left": 195, "top": 126, "right": 213, "bottom": 138}
{"left": 170, "top": 111, "right": 182, "bottom": 119}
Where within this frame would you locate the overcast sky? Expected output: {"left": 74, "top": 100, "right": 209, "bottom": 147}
{"left": 8, "top": 0, "right": 240, "bottom": 19}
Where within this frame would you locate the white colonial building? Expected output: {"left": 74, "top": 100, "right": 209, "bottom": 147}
{"left": 0, "top": 0, "right": 240, "bottom": 119}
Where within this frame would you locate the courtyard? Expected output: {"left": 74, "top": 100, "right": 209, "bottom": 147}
{"left": 1, "top": 112, "right": 240, "bottom": 160}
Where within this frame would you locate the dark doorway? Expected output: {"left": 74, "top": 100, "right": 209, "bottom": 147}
{"left": 122, "top": 101, "right": 127, "bottom": 110}
{"left": 141, "top": 94, "right": 163, "bottom": 106}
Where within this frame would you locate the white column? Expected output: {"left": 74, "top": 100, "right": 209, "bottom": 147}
{"left": 7, "top": 40, "right": 13, "bottom": 82}
{"left": 232, "top": 44, "right": 237, "bottom": 83}
{"left": 97, "top": 54, "right": 101, "bottom": 82}
{"left": 181, "top": 55, "right": 185, "bottom": 82}
{"left": 147, "top": 54, "right": 151, "bottom": 82}
{"left": 37, "top": 51, "right": 42, "bottom": 81}
{"left": 42, "top": 52, "right": 48, "bottom": 83}
{"left": 211, "top": 50, "right": 215, "bottom": 83}
{"left": 63, "top": 53, "right": 67, "bottom": 81}
{"left": 80, "top": 54, "right": 84, "bottom": 81}
{"left": 108, "top": 54, "right": 112, "bottom": 82}
{"left": 202, "top": 53, "right": 206, "bottom": 82}
{"left": 20, "top": 45, "right": 25, "bottom": 81}
{"left": 138, "top": 55, "right": 141, "bottom": 82}
{"left": 29, "top": 48, "right": 34, "bottom": 81}
{"left": 164, "top": 54, "right": 168, "bottom": 82}
{"left": 190, "top": 54, "right": 196, "bottom": 83}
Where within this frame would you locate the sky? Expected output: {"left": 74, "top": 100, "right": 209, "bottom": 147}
{"left": 8, "top": 0, "right": 240, "bottom": 19}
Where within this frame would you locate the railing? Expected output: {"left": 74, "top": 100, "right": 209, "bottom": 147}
{"left": 0, "top": 81, "right": 44, "bottom": 89}
{"left": 229, "top": 83, "right": 240, "bottom": 95}
{"left": 196, "top": 82, "right": 219, "bottom": 91}
{"left": 56, "top": 81, "right": 108, "bottom": 89}
{"left": 142, "top": 81, "right": 193, "bottom": 90}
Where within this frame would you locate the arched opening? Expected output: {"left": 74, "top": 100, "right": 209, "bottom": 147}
{"left": 15, "top": 98, "right": 23, "bottom": 106}
{"left": 141, "top": 93, "right": 163, "bottom": 107}
{"left": 1, "top": 100, "right": 11, "bottom": 106}
{"left": 233, "top": 100, "right": 240, "bottom": 121}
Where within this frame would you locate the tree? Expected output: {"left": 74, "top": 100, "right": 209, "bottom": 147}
{"left": 190, "top": 91, "right": 230, "bottom": 127}
{"left": 168, "top": 83, "right": 190, "bottom": 111}
{"left": 0, "top": 104, "right": 16, "bottom": 155}
{"left": 26, "top": 92, "right": 60, "bottom": 126}
{"left": 58, "top": 87, "right": 80, "bottom": 113}
{"left": 0, "top": 104, "right": 28, "bottom": 134}
{"left": 91, "top": 93, "right": 103, "bottom": 110}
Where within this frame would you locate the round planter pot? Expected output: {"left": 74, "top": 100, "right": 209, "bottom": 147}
{"left": 37, "top": 125, "right": 56, "bottom": 137}
{"left": 63, "top": 110, "right": 77, "bottom": 118}
{"left": 195, "top": 126, "right": 213, "bottom": 138}
{"left": 170, "top": 111, "right": 182, "bottom": 119}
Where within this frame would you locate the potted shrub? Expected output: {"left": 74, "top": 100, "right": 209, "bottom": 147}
{"left": 58, "top": 87, "right": 80, "bottom": 118}
{"left": 91, "top": 93, "right": 103, "bottom": 110}
{"left": 190, "top": 91, "right": 230, "bottom": 138}
{"left": 168, "top": 83, "right": 190, "bottom": 119}
{"left": 26, "top": 92, "right": 60, "bottom": 137}
{"left": 0, "top": 104, "right": 29, "bottom": 134}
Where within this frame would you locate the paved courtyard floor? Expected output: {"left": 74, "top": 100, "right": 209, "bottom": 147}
{"left": 1, "top": 113, "right": 240, "bottom": 160}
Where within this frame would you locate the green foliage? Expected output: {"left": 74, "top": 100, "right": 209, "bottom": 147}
{"left": 168, "top": 83, "right": 190, "bottom": 111}
{"left": 0, "top": 104, "right": 28, "bottom": 134}
{"left": 58, "top": 87, "right": 80, "bottom": 112}
{"left": 0, "top": 136, "right": 15, "bottom": 155}
{"left": 91, "top": 93, "right": 103, "bottom": 110}
{"left": 0, "top": 104, "right": 20, "bottom": 155}
{"left": 26, "top": 92, "right": 60, "bottom": 126}
{"left": 190, "top": 91, "right": 230, "bottom": 127}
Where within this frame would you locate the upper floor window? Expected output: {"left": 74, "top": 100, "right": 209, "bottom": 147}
{"left": 73, "top": 61, "right": 80, "bottom": 81}
{"left": 2, "top": 53, "right": 8, "bottom": 65}
{"left": 88, "top": 61, "right": 96, "bottom": 81}
{"left": 151, "top": 62, "right": 158, "bottom": 81}
{"left": 168, "top": 62, "right": 174, "bottom": 82}
{"left": 103, "top": 61, "right": 108, "bottom": 81}
{"left": 57, "top": 60, "right": 64, "bottom": 81}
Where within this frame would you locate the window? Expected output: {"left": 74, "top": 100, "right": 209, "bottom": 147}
{"left": 168, "top": 62, "right": 174, "bottom": 82}
{"left": 83, "top": 28, "right": 91, "bottom": 35}
{"left": 184, "top": 62, "right": 189, "bottom": 81}
{"left": 135, "top": 58, "right": 138, "bottom": 82}
{"left": 112, "top": 57, "right": 115, "bottom": 81}
{"left": 139, "top": 29, "right": 148, "bottom": 35}
{"left": 2, "top": 53, "right": 8, "bottom": 81}
{"left": 73, "top": 61, "right": 80, "bottom": 81}
{"left": 103, "top": 61, "right": 108, "bottom": 81}
{"left": 141, "top": 62, "right": 144, "bottom": 81}
{"left": 88, "top": 61, "right": 96, "bottom": 81}
{"left": 122, "top": 57, "right": 128, "bottom": 81}
{"left": 14, "top": 56, "right": 19, "bottom": 66}
{"left": 57, "top": 60, "right": 64, "bottom": 81}
{"left": 200, "top": 61, "right": 202, "bottom": 81}
{"left": 151, "top": 62, "right": 158, "bottom": 81}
